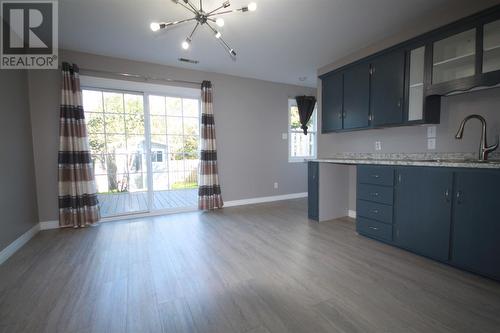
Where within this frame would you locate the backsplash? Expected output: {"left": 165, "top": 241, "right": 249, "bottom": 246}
{"left": 324, "top": 152, "right": 496, "bottom": 161}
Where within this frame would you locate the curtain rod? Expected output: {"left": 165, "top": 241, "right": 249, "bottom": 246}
{"left": 79, "top": 68, "right": 203, "bottom": 86}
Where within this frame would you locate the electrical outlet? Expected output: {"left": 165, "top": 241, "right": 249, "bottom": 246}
{"left": 428, "top": 138, "right": 436, "bottom": 150}
{"left": 427, "top": 126, "right": 437, "bottom": 138}
{"left": 375, "top": 141, "right": 382, "bottom": 151}
{"left": 282, "top": 133, "right": 288, "bottom": 140}
{"left": 274, "top": 182, "right": 279, "bottom": 189}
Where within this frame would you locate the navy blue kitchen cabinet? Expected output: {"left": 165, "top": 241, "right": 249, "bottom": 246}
{"left": 343, "top": 62, "right": 370, "bottom": 130}
{"left": 354, "top": 164, "right": 500, "bottom": 281}
{"left": 451, "top": 170, "right": 500, "bottom": 280}
{"left": 320, "top": 5, "right": 500, "bottom": 132}
{"left": 394, "top": 167, "right": 453, "bottom": 262}
{"left": 308, "top": 162, "right": 319, "bottom": 221}
{"left": 321, "top": 72, "right": 343, "bottom": 132}
{"left": 356, "top": 165, "right": 395, "bottom": 242}
{"left": 370, "top": 50, "right": 405, "bottom": 126}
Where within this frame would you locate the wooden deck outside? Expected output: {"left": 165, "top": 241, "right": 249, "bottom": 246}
{"left": 97, "top": 189, "right": 198, "bottom": 217}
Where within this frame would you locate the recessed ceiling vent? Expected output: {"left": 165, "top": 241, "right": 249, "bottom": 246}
{"left": 178, "top": 57, "right": 199, "bottom": 64}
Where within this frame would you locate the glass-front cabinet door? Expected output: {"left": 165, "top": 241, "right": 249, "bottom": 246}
{"left": 407, "top": 46, "right": 425, "bottom": 121}
{"left": 432, "top": 29, "right": 476, "bottom": 84}
{"left": 483, "top": 19, "right": 500, "bottom": 73}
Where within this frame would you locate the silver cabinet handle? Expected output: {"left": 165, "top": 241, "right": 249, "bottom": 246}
{"left": 456, "top": 190, "right": 463, "bottom": 204}
{"left": 371, "top": 209, "right": 379, "bottom": 214}
{"left": 370, "top": 192, "right": 380, "bottom": 197}
{"left": 368, "top": 226, "right": 379, "bottom": 231}
{"left": 444, "top": 189, "right": 450, "bottom": 202}
{"left": 371, "top": 174, "right": 380, "bottom": 179}
{"left": 338, "top": 113, "right": 342, "bottom": 119}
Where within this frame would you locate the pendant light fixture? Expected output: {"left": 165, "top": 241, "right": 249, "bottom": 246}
{"left": 150, "top": 0, "right": 257, "bottom": 57}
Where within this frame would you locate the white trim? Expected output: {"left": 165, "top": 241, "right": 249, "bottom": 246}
{"left": 40, "top": 220, "right": 60, "bottom": 230}
{"left": 348, "top": 210, "right": 357, "bottom": 218}
{"left": 224, "top": 192, "right": 308, "bottom": 208}
{"left": 0, "top": 224, "right": 40, "bottom": 265}
{"left": 80, "top": 76, "right": 200, "bottom": 98}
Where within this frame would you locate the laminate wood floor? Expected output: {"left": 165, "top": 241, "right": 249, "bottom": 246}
{"left": 1, "top": 199, "right": 500, "bottom": 333}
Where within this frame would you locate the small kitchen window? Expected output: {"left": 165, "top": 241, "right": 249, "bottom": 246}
{"left": 288, "top": 99, "right": 317, "bottom": 162}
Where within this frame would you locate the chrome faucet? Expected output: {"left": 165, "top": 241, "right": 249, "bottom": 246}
{"left": 455, "top": 114, "right": 499, "bottom": 161}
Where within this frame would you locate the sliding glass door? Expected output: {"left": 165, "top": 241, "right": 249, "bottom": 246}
{"left": 82, "top": 86, "right": 200, "bottom": 218}
{"left": 148, "top": 95, "right": 200, "bottom": 211}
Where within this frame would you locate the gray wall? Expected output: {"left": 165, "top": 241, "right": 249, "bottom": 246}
{"left": 29, "top": 50, "right": 315, "bottom": 222}
{"left": 317, "top": 1, "right": 500, "bottom": 212}
{"left": 0, "top": 71, "right": 39, "bottom": 251}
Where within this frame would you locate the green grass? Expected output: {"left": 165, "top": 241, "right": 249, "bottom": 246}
{"left": 171, "top": 182, "right": 198, "bottom": 190}
{"left": 97, "top": 190, "right": 129, "bottom": 195}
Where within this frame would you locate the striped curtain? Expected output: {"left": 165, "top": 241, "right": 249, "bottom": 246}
{"left": 198, "top": 81, "right": 223, "bottom": 210}
{"left": 58, "top": 62, "right": 100, "bottom": 227}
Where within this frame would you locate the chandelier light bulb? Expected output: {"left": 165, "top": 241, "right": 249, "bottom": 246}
{"left": 216, "top": 18, "right": 225, "bottom": 27}
{"left": 153, "top": 0, "right": 248, "bottom": 57}
{"left": 182, "top": 38, "right": 191, "bottom": 50}
{"left": 150, "top": 22, "right": 161, "bottom": 32}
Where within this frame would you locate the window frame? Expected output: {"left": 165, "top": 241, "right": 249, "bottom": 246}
{"left": 80, "top": 75, "right": 202, "bottom": 206}
{"left": 288, "top": 98, "right": 317, "bottom": 163}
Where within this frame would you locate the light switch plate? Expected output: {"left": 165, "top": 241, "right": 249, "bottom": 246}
{"left": 427, "top": 126, "right": 437, "bottom": 138}
{"left": 375, "top": 141, "right": 382, "bottom": 151}
{"left": 428, "top": 138, "right": 436, "bottom": 150}
{"left": 282, "top": 133, "right": 288, "bottom": 140}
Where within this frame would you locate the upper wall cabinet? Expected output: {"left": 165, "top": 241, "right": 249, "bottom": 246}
{"left": 321, "top": 72, "right": 343, "bottom": 132}
{"left": 370, "top": 50, "right": 405, "bottom": 126}
{"left": 320, "top": 5, "right": 500, "bottom": 133}
{"left": 426, "top": 11, "right": 500, "bottom": 95}
{"left": 407, "top": 46, "right": 426, "bottom": 122}
{"left": 483, "top": 19, "right": 500, "bottom": 73}
{"left": 432, "top": 29, "right": 477, "bottom": 84}
{"left": 343, "top": 62, "right": 370, "bottom": 130}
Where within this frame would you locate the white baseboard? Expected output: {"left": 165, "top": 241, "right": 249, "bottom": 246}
{"left": 224, "top": 192, "right": 308, "bottom": 208}
{"left": 40, "top": 220, "right": 60, "bottom": 230}
{"left": 0, "top": 223, "right": 40, "bottom": 265}
{"left": 348, "top": 210, "right": 357, "bottom": 218}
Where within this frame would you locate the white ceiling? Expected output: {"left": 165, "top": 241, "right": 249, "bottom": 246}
{"left": 60, "top": 0, "right": 472, "bottom": 87}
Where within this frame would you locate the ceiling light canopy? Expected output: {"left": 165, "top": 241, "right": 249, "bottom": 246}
{"left": 150, "top": 0, "right": 257, "bottom": 57}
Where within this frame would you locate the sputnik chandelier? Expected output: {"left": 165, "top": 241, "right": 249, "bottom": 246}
{"left": 150, "top": 0, "right": 257, "bottom": 57}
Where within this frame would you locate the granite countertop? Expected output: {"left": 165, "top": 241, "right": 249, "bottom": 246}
{"left": 313, "top": 152, "right": 500, "bottom": 169}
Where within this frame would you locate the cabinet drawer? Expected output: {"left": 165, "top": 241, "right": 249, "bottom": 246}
{"left": 357, "top": 200, "right": 393, "bottom": 224}
{"left": 358, "top": 165, "right": 394, "bottom": 186}
{"left": 357, "top": 217, "right": 393, "bottom": 242}
{"left": 357, "top": 184, "right": 394, "bottom": 205}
